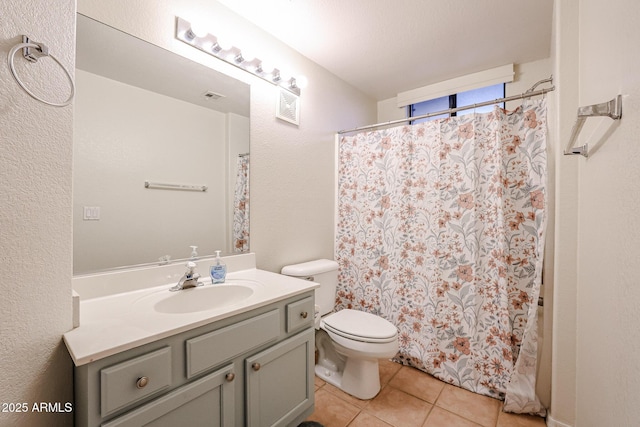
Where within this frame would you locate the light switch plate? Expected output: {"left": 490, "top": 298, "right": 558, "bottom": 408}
{"left": 83, "top": 206, "right": 101, "bottom": 220}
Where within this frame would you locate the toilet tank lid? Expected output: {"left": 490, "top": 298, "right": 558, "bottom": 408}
{"left": 281, "top": 259, "right": 339, "bottom": 276}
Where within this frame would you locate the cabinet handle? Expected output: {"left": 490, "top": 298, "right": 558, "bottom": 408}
{"left": 300, "top": 311, "right": 308, "bottom": 319}
{"left": 136, "top": 376, "right": 149, "bottom": 389}
{"left": 225, "top": 372, "right": 235, "bottom": 382}
{"left": 252, "top": 362, "right": 261, "bottom": 371}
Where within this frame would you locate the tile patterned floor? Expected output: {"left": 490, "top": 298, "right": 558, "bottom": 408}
{"left": 305, "top": 360, "right": 546, "bottom": 427}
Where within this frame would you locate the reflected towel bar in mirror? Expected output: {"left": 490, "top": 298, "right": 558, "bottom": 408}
{"left": 144, "top": 181, "right": 208, "bottom": 192}
{"left": 564, "top": 95, "right": 622, "bottom": 158}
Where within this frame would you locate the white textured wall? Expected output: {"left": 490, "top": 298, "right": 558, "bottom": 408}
{"left": 549, "top": 2, "right": 580, "bottom": 425}
{"left": 78, "top": 0, "right": 376, "bottom": 274}
{"left": 377, "top": 97, "right": 406, "bottom": 123}
{"left": 551, "top": 0, "right": 640, "bottom": 426}
{"left": 575, "top": 0, "right": 640, "bottom": 425}
{"left": 0, "top": 1, "right": 75, "bottom": 426}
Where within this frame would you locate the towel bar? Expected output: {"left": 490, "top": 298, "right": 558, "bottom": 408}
{"left": 144, "top": 181, "right": 208, "bottom": 192}
{"left": 564, "top": 95, "right": 622, "bottom": 157}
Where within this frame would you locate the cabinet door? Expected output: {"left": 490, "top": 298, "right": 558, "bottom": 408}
{"left": 102, "top": 364, "right": 235, "bottom": 427}
{"left": 245, "top": 329, "right": 315, "bottom": 427}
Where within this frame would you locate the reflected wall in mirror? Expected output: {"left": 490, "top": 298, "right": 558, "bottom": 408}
{"left": 73, "top": 14, "right": 250, "bottom": 275}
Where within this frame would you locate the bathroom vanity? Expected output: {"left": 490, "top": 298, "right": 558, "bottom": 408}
{"left": 64, "top": 256, "right": 317, "bottom": 427}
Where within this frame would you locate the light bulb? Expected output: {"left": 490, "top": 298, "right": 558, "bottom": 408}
{"left": 294, "top": 75, "right": 308, "bottom": 89}
{"left": 189, "top": 21, "right": 209, "bottom": 38}
{"left": 279, "top": 66, "right": 293, "bottom": 82}
{"left": 215, "top": 36, "right": 232, "bottom": 51}
{"left": 239, "top": 48, "right": 256, "bottom": 63}
{"left": 259, "top": 60, "right": 274, "bottom": 75}
{"left": 200, "top": 40, "right": 213, "bottom": 51}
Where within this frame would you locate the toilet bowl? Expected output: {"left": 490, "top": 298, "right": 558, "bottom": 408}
{"left": 316, "top": 308, "right": 399, "bottom": 399}
{"left": 281, "top": 260, "right": 399, "bottom": 399}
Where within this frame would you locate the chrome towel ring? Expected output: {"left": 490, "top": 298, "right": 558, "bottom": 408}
{"left": 7, "top": 36, "right": 75, "bottom": 107}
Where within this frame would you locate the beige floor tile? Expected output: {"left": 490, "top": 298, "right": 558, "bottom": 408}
{"left": 308, "top": 367, "right": 546, "bottom": 427}
{"left": 306, "top": 388, "right": 360, "bottom": 427}
{"left": 422, "top": 407, "right": 483, "bottom": 427}
{"left": 363, "top": 386, "right": 432, "bottom": 427}
{"left": 389, "top": 366, "right": 445, "bottom": 403}
{"left": 435, "top": 385, "right": 500, "bottom": 427}
{"left": 496, "top": 410, "right": 546, "bottom": 427}
{"left": 348, "top": 412, "right": 394, "bottom": 427}
{"left": 379, "top": 358, "right": 403, "bottom": 386}
{"left": 323, "top": 382, "right": 370, "bottom": 409}
{"left": 315, "top": 376, "right": 327, "bottom": 388}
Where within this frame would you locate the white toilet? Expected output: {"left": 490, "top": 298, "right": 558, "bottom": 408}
{"left": 281, "top": 259, "right": 399, "bottom": 400}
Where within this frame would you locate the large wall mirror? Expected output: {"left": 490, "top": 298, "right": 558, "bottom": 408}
{"left": 74, "top": 14, "right": 250, "bottom": 275}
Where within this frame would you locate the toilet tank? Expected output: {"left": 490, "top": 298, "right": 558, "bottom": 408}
{"left": 281, "top": 259, "right": 339, "bottom": 316}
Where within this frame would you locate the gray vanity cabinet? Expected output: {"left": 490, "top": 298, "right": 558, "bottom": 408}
{"left": 101, "top": 364, "right": 235, "bottom": 427}
{"left": 73, "top": 291, "right": 315, "bottom": 427}
{"left": 246, "top": 328, "right": 315, "bottom": 426}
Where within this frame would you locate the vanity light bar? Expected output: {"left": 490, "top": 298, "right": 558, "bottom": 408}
{"left": 175, "top": 17, "right": 301, "bottom": 96}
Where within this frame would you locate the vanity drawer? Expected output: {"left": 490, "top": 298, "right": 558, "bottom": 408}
{"left": 186, "top": 309, "right": 280, "bottom": 378}
{"left": 100, "top": 347, "right": 171, "bottom": 417}
{"left": 286, "top": 296, "right": 314, "bottom": 333}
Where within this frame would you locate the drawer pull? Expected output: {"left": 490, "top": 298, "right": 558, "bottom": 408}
{"left": 136, "top": 376, "right": 149, "bottom": 389}
{"left": 300, "top": 311, "right": 309, "bottom": 319}
{"left": 225, "top": 372, "right": 235, "bottom": 382}
{"left": 252, "top": 363, "right": 261, "bottom": 371}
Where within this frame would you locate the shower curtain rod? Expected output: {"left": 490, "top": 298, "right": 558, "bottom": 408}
{"left": 337, "top": 76, "right": 555, "bottom": 135}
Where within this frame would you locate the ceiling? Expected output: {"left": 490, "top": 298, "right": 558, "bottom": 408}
{"left": 217, "top": 0, "right": 554, "bottom": 101}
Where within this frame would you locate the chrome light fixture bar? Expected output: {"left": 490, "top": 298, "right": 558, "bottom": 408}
{"left": 175, "top": 17, "right": 301, "bottom": 96}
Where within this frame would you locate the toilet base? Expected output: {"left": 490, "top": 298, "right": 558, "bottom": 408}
{"left": 315, "top": 356, "right": 382, "bottom": 400}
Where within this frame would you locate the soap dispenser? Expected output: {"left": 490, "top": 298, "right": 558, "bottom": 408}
{"left": 210, "top": 250, "right": 227, "bottom": 284}
{"left": 190, "top": 246, "right": 199, "bottom": 260}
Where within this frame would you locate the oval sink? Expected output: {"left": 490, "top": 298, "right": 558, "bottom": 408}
{"left": 152, "top": 284, "right": 255, "bottom": 314}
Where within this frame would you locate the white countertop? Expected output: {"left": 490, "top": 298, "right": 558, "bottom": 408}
{"left": 63, "top": 268, "right": 317, "bottom": 366}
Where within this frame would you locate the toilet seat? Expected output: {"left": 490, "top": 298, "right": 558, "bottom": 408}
{"left": 321, "top": 309, "right": 397, "bottom": 343}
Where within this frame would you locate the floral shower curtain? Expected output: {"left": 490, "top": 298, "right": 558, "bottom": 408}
{"left": 335, "top": 101, "right": 547, "bottom": 414}
{"left": 233, "top": 154, "right": 250, "bottom": 252}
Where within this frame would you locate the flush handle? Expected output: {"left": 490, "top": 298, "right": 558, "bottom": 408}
{"left": 300, "top": 311, "right": 308, "bottom": 319}
{"left": 252, "top": 363, "right": 261, "bottom": 371}
{"left": 136, "top": 376, "right": 149, "bottom": 389}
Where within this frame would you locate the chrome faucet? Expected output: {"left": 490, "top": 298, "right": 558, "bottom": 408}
{"left": 170, "top": 262, "right": 202, "bottom": 291}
